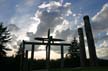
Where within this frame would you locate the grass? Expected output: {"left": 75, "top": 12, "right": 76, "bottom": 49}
{"left": 50, "top": 67, "right": 108, "bottom": 71}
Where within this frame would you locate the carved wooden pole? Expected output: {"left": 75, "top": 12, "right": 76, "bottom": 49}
{"left": 46, "top": 44, "right": 48, "bottom": 66}
{"left": 25, "top": 50, "right": 29, "bottom": 71}
{"left": 46, "top": 45, "right": 48, "bottom": 69}
{"left": 30, "top": 44, "right": 35, "bottom": 71}
{"left": 19, "top": 43, "right": 23, "bottom": 71}
{"left": 78, "top": 28, "right": 86, "bottom": 67}
{"left": 31, "top": 44, "right": 35, "bottom": 60}
{"left": 61, "top": 45, "right": 64, "bottom": 68}
{"left": 21, "top": 40, "right": 25, "bottom": 71}
{"left": 83, "top": 15, "right": 97, "bottom": 66}
{"left": 46, "top": 36, "right": 51, "bottom": 70}
{"left": 25, "top": 50, "right": 28, "bottom": 59}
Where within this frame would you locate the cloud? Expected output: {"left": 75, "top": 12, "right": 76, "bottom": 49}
{"left": 90, "top": 3, "right": 108, "bottom": 47}
{"left": 92, "top": 3, "right": 108, "bottom": 33}
{"left": 38, "top": 1, "right": 61, "bottom": 9}
{"left": 8, "top": 24, "right": 20, "bottom": 32}
{"left": 6, "top": 0, "right": 42, "bottom": 56}
{"left": 35, "top": 10, "right": 63, "bottom": 36}
{"left": 6, "top": 24, "right": 29, "bottom": 56}
{"left": 9, "top": 0, "right": 41, "bottom": 33}
{"left": 32, "top": 1, "right": 73, "bottom": 38}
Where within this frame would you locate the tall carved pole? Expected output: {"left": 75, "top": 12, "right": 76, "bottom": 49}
{"left": 78, "top": 28, "right": 86, "bottom": 67}
{"left": 25, "top": 50, "right": 28, "bottom": 59}
{"left": 19, "top": 43, "right": 23, "bottom": 71}
{"left": 20, "top": 40, "right": 25, "bottom": 71}
{"left": 31, "top": 44, "right": 35, "bottom": 60}
{"left": 61, "top": 45, "right": 64, "bottom": 68}
{"left": 46, "top": 36, "right": 51, "bottom": 71}
{"left": 83, "top": 15, "right": 97, "bottom": 66}
{"left": 25, "top": 50, "right": 29, "bottom": 71}
{"left": 30, "top": 44, "right": 35, "bottom": 71}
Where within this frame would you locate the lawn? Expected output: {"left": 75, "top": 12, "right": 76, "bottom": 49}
{"left": 50, "top": 67, "right": 108, "bottom": 71}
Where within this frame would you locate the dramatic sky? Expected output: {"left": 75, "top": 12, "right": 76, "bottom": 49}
{"left": 0, "top": 0, "right": 108, "bottom": 60}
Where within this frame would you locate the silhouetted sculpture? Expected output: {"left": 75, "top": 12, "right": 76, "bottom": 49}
{"left": 78, "top": 28, "right": 86, "bottom": 67}
{"left": 35, "top": 29, "right": 65, "bottom": 70}
{"left": 83, "top": 16, "right": 97, "bottom": 66}
{"left": 20, "top": 29, "right": 71, "bottom": 71}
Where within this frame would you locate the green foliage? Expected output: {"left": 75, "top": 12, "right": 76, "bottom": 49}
{"left": 0, "top": 22, "right": 11, "bottom": 57}
{"left": 66, "top": 37, "right": 80, "bottom": 59}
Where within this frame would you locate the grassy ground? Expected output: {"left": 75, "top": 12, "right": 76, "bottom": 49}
{"left": 50, "top": 67, "right": 108, "bottom": 71}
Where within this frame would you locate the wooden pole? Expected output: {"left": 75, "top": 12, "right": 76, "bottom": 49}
{"left": 25, "top": 50, "right": 29, "bottom": 71}
{"left": 46, "top": 37, "right": 51, "bottom": 71}
{"left": 30, "top": 44, "right": 35, "bottom": 71}
{"left": 78, "top": 28, "right": 86, "bottom": 67}
{"left": 61, "top": 45, "right": 64, "bottom": 68}
{"left": 19, "top": 43, "right": 23, "bottom": 71}
{"left": 83, "top": 15, "right": 97, "bottom": 66}
{"left": 21, "top": 40, "right": 25, "bottom": 71}
{"left": 46, "top": 45, "right": 48, "bottom": 70}
{"left": 25, "top": 50, "right": 28, "bottom": 59}
{"left": 31, "top": 44, "right": 35, "bottom": 60}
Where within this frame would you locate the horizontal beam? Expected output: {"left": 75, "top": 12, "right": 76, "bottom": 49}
{"left": 23, "top": 41, "right": 71, "bottom": 46}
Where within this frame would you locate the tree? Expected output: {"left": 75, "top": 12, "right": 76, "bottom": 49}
{"left": 66, "top": 37, "right": 80, "bottom": 59}
{"left": 0, "top": 22, "right": 11, "bottom": 57}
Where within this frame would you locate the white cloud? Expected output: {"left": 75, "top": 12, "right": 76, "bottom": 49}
{"left": 91, "top": 3, "right": 108, "bottom": 47}
{"left": 32, "top": 1, "right": 73, "bottom": 38}
{"left": 38, "top": 1, "right": 61, "bottom": 9}
{"left": 92, "top": 3, "right": 108, "bottom": 32}
{"left": 6, "top": 0, "right": 41, "bottom": 56}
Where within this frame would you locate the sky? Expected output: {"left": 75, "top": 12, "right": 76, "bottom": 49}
{"left": 0, "top": 0, "right": 108, "bottom": 60}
